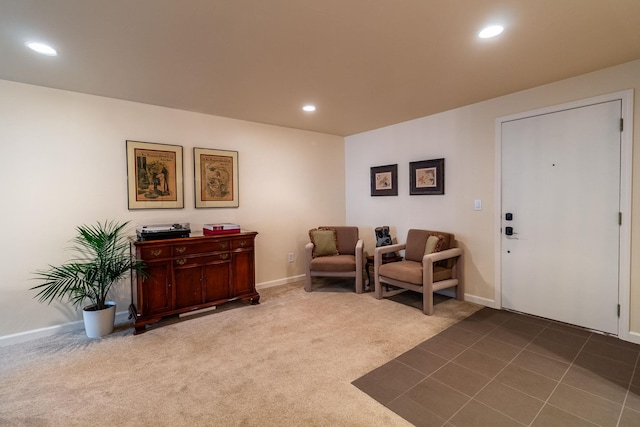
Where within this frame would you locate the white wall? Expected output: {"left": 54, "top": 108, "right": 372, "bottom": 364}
{"left": 0, "top": 80, "right": 345, "bottom": 338}
{"left": 346, "top": 59, "right": 640, "bottom": 337}
{"left": 6, "top": 59, "right": 640, "bottom": 342}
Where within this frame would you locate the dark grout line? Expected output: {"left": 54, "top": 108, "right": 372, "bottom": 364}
{"left": 443, "top": 312, "right": 554, "bottom": 426}
{"left": 354, "top": 307, "right": 640, "bottom": 427}
{"left": 526, "top": 322, "right": 593, "bottom": 426}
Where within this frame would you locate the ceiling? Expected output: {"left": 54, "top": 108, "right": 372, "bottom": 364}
{"left": 1, "top": 1, "right": 640, "bottom": 136}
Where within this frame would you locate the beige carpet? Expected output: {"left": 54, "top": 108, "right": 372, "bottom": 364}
{"left": 0, "top": 279, "right": 481, "bottom": 426}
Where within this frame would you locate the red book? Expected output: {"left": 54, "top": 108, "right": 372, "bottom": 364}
{"left": 203, "top": 223, "right": 241, "bottom": 231}
{"left": 203, "top": 228, "right": 240, "bottom": 235}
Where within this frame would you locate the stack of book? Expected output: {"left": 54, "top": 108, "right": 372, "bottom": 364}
{"left": 203, "top": 223, "right": 241, "bottom": 235}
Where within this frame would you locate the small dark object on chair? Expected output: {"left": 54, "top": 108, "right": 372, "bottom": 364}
{"left": 375, "top": 226, "right": 397, "bottom": 259}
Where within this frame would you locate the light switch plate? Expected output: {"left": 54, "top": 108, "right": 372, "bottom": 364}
{"left": 474, "top": 199, "right": 482, "bottom": 211}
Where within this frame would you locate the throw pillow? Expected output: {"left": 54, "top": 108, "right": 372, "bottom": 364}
{"left": 318, "top": 227, "right": 341, "bottom": 253}
{"left": 424, "top": 235, "right": 444, "bottom": 255}
{"left": 309, "top": 228, "right": 339, "bottom": 257}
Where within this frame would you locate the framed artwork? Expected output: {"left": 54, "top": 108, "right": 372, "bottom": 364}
{"left": 370, "top": 164, "right": 398, "bottom": 196}
{"left": 126, "top": 140, "right": 184, "bottom": 209}
{"left": 194, "top": 148, "right": 239, "bottom": 208}
{"left": 410, "top": 158, "right": 445, "bottom": 195}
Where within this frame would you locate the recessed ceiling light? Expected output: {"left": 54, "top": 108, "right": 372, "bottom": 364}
{"left": 478, "top": 25, "right": 504, "bottom": 39}
{"left": 302, "top": 105, "right": 316, "bottom": 112}
{"left": 26, "top": 41, "right": 58, "bottom": 56}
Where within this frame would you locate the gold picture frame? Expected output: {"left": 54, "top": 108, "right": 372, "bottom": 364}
{"left": 194, "top": 148, "right": 239, "bottom": 208}
{"left": 126, "top": 140, "right": 184, "bottom": 209}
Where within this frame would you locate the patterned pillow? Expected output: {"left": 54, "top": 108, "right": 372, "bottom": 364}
{"left": 424, "top": 235, "right": 444, "bottom": 255}
{"left": 309, "top": 228, "right": 339, "bottom": 257}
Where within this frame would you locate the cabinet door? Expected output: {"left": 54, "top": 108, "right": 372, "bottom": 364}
{"left": 202, "top": 262, "right": 231, "bottom": 303}
{"left": 174, "top": 265, "right": 203, "bottom": 309}
{"left": 141, "top": 262, "right": 172, "bottom": 315}
{"left": 232, "top": 250, "right": 255, "bottom": 295}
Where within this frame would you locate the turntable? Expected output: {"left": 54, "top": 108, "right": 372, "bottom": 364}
{"left": 136, "top": 223, "right": 190, "bottom": 241}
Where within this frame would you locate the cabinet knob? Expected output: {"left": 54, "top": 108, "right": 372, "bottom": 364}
{"left": 220, "top": 242, "right": 229, "bottom": 249}
{"left": 176, "top": 246, "right": 187, "bottom": 253}
{"left": 239, "top": 240, "right": 247, "bottom": 247}
{"left": 220, "top": 253, "right": 229, "bottom": 260}
{"left": 176, "top": 258, "right": 187, "bottom": 265}
{"left": 151, "top": 249, "right": 162, "bottom": 256}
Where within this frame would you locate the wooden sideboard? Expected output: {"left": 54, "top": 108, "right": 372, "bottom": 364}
{"left": 130, "top": 231, "right": 259, "bottom": 334}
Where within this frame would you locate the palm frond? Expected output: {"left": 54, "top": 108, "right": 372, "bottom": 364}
{"left": 31, "top": 220, "right": 145, "bottom": 310}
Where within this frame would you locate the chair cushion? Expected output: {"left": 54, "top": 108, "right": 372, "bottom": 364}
{"left": 309, "top": 228, "right": 339, "bottom": 257}
{"left": 310, "top": 254, "right": 356, "bottom": 272}
{"left": 379, "top": 260, "right": 453, "bottom": 285}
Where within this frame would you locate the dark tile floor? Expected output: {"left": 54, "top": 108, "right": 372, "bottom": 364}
{"left": 353, "top": 307, "right": 640, "bottom": 427}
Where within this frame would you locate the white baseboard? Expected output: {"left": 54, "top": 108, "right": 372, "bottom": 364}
{"left": 435, "top": 289, "right": 496, "bottom": 309}
{"left": 256, "top": 274, "right": 305, "bottom": 289}
{"left": 0, "top": 310, "right": 131, "bottom": 347}
{"left": 619, "top": 331, "right": 640, "bottom": 345}
{"left": 463, "top": 293, "right": 497, "bottom": 308}
{"left": 1, "top": 278, "right": 305, "bottom": 346}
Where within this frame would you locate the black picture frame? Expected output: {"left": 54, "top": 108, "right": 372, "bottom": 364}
{"left": 410, "top": 158, "right": 445, "bottom": 195}
{"left": 370, "top": 164, "right": 398, "bottom": 196}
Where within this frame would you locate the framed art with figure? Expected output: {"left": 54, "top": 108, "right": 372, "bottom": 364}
{"left": 126, "top": 140, "right": 184, "bottom": 209}
{"left": 410, "top": 158, "right": 444, "bottom": 195}
{"left": 194, "top": 148, "right": 239, "bottom": 208}
{"left": 370, "top": 164, "right": 398, "bottom": 196}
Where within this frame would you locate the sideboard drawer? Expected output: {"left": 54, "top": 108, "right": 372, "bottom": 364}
{"left": 173, "top": 241, "right": 231, "bottom": 256}
{"left": 173, "top": 253, "right": 231, "bottom": 268}
{"left": 232, "top": 238, "right": 254, "bottom": 249}
{"left": 139, "top": 245, "right": 171, "bottom": 259}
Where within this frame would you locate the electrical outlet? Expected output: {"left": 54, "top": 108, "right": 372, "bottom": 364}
{"left": 288, "top": 252, "right": 295, "bottom": 263}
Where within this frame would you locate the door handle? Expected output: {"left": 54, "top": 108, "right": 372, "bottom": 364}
{"left": 504, "top": 227, "right": 519, "bottom": 239}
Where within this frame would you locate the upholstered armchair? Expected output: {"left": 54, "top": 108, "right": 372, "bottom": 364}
{"left": 305, "top": 226, "right": 364, "bottom": 293}
{"left": 374, "top": 229, "right": 463, "bottom": 315}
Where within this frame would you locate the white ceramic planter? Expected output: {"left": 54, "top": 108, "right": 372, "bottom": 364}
{"left": 82, "top": 301, "right": 116, "bottom": 338}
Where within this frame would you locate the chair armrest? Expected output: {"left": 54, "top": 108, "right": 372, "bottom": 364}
{"left": 422, "top": 247, "right": 463, "bottom": 295}
{"left": 355, "top": 239, "right": 364, "bottom": 263}
{"left": 355, "top": 239, "right": 364, "bottom": 294}
{"left": 305, "top": 242, "right": 314, "bottom": 263}
{"left": 422, "top": 247, "right": 462, "bottom": 265}
{"left": 374, "top": 243, "right": 406, "bottom": 266}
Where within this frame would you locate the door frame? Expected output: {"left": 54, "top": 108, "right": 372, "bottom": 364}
{"left": 494, "top": 89, "right": 634, "bottom": 342}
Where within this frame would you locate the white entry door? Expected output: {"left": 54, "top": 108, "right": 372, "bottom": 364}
{"left": 501, "top": 100, "right": 621, "bottom": 334}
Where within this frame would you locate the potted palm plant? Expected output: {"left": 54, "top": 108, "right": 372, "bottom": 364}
{"left": 32, "top": 220, "right": 145, "bottom": 338}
